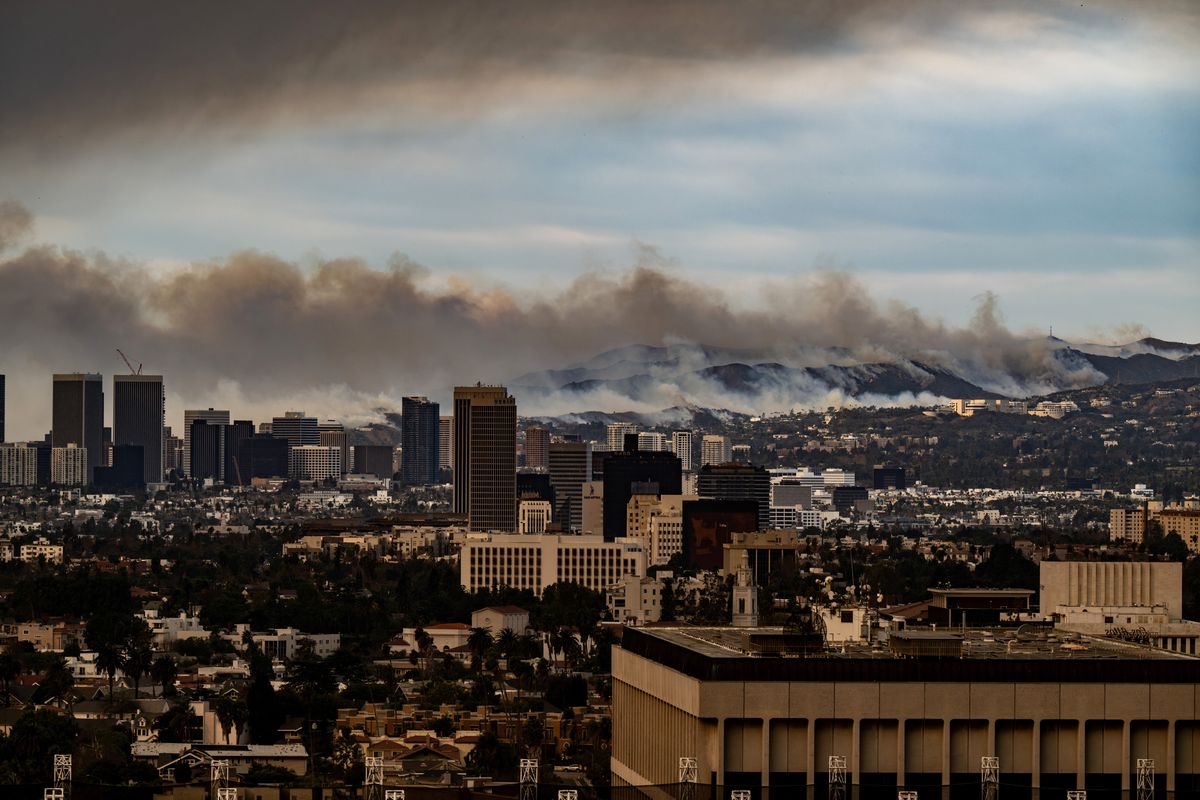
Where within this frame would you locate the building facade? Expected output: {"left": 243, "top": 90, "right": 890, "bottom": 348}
{"left": 0, "top": 442, "right": 38, "bottom": 486}
{"left": 549, "top": 441, "right": 592, "bottom": 533}
{"left": 113, "top": 374, "right": 164, "bottom": 484}
{"left": 182, "top": 408, "right": 229, "bottom": 479}
{"left": 401, "top": 396, "right": 440, "bottom": 485}
{"left": 524, "top": 425, "right": 551, "bottom": 470}
{"left": 288, "top": 445, "right": 342, "bottom": 482}
{"left": 52, "top": 373, "right": 104, "bottom": 483}
{"left": 459, "top": 533, "right": 646, "bottom": 594}
{"left": 701, "top": 434, "right": 732, "bottom": 467}
{"left": 51, "top": 443, "right": 87, "bottom": 486}
{"left": 453, "top": 385, "right": 517, "bottom": 532}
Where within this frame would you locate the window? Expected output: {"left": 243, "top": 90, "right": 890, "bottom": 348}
{"left": 841, "top": 610, "right": 854, "bottom": 624}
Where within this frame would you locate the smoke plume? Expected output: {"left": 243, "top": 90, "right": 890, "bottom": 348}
{"left": 0, "top": 201, "right": 1129, "bottom": 439}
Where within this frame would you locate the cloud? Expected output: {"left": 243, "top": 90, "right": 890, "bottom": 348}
{"left": 0, "top": 201, "right": 1137, "bottom": 438}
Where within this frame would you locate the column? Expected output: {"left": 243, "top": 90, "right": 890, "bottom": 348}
{"left": 806, "top": 719, "right": 817, "bottom": 800}
{"left": 941, "top": 719, "right": 952, "bottom": 800}
{"left": 1120, "top": 719, "right": 1131, "bottom": 793}
{"left": 1076, "top": 719, "right": 1086, "bottom": 790}
{"left": 1167, "top": 720, "right": 1176, "bottom": 794}
{"left": 761, "top": 717, "right": 772, "bottom": 800}
{"left": 851, "top": 718, "right": 861, "bottom": 800}
{"left": 897, "top": 717, "right": 906, "bottom": 790}
{"left": 1031, "top": 720, "right": 1041, "bottom": 791}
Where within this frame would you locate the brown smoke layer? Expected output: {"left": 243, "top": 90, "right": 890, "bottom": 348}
{"left": 0, "top": 202, "right": 1114, "bottom": 437}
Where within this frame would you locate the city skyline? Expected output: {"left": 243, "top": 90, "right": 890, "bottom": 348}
{"left": 1, "top": 1, "right": 1198, "bottom": 440}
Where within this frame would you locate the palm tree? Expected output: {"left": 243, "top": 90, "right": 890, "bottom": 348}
{"left": 467, "top": 626, "right": 493, "bottom": 670}
{"left": 0, "top": 648, "right": 20, "bottom": 706}
{"left": 214, "top": 693, "right": 248, "bottom": 744}
{"left": 151, "top": 655, "right": 177, "bottom": 697}
{"left": 496, "top": 628, "right": 518, "bottom": 659}
{"left": 123, "top": 639, "right": 154, "bottom": 698}
{"left": 95, "top": 644, "right": 122, "bottom": 701}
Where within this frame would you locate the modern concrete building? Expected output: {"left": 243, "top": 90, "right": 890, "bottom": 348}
{"left": 182, "top": 408, "right": 229, "bottom": 479}
{"left": 453, "top": 385, "right": 517, "bottom": 532}
{"left": 607, "top": 422, "right": 639, "bottom": 453}
{"left": 113, "top": 374, "right": 164, "bottom": 484}
{"left": 439, "top": 415, "right": 453, "bottom": 471}
{"left": 353, "top": 444, "right": 396, "bottom": 479}
{"left": 518, "top": 498, "right": 553, "bottom": 534}
{"left": 52, "top": 372, "right": 104, "bottom": 483}
{"left": 271, "top": 411, "right": 319, "bottom": 450}
{"left": 524, "top": 424, "right": 551, "bottom": 470}
{"left": 1110, "top": 506, "right": 1149, "bottom": 544}
{"left": 51, "top": 443, "right": 87, "bottom": 486}
{"left": 549, "top": 440, "right": 592, "bottom": 533}
{"left": 671, "top": 429, "right": 695, "bottom": 472}
{"left": 0, "top": 442, "right": 38, "bottom": 486}
{"left": 1040, "top": 561, "right": 1182, "bottom": 621}
{"left": 459, "top": 533, "right": 646, "bottom": 594}
{"left": 700, "top": 434, "right": 731, "bottom": 467}
{"left": 400, "top": 396, "right": 440, "bottom": 485}
{"left": 318, "top": 420, "right": 350, "bottom": 476}
{"left": 288, "top": 444, "right": 342, "bottom": 482}
{"left": 612, "top": 624, "right": 1200, "bottom": 796}
{"left": 698, "top": 462, "right": 771, "bottom": 531}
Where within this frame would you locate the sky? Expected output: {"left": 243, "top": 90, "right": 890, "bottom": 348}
{"left": 0, "top": 1, "right": 1198, "bottom": 436}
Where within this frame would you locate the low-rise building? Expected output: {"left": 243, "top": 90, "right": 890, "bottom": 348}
{"left": 459, "top": 533, "right": 646, "bottom": 594}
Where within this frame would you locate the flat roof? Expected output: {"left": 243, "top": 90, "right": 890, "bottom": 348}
{"left": 619, "top": 625, "right": 1200, "bottom": 684}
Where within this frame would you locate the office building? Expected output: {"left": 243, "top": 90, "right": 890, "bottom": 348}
{"left": 460, "top": 533, "right": 646, "bottom": 594}
{"left": 1110, "top": 506, "right": 1148, "bottom": 543}
{"left": 222, "top": 420, "right": 255, "bottom": 485}
{"left": 637, "top": 431, "right": 668, "bottom": 452}
{"left": 823, "top": 468, "right": 856, "bottom": 487}
{"left": 439, "top": 416, "right": 453, "bottom": 471}
{"left": 873, "top": 464, "right": 907, "bottom": 491}
{"left": 182, "top": 409, "right": 229, "bottom": 479}
{"left": 607, "top": 422, "right": 639, "bottom": 453}
{"left": 453, "top": 385, "right": 517, "bottom": 532}
{"left": 271, "top": 411, "right": 318, "bottom": 450}
{"left": 1160, "top": 509, "right": 1200, "bottom": 552}
{"left": 317, "top": 420, "right": 349, "bottom": 476}
{"left": 582, "top": 480, "right": 604, "bottom": 535}
{"left": 51, "top": 443, "right": 87, "bottom": 486}
{"left": 113, "top": 374, "right": 164, "bottom": 484}
{"left": 625, "top": 491, "right": 691, "bottom": 566}
{"left": 603, "top": 450, "right": 682, "bottom": 541}
{"left": 163, "top": 427, "right": 183, "bottom": 477}
{"left": 401, "top": 396, "right": 440, "bottom": 485}
{"left": 612, "top": 625, "right": 1200, "bottom": 794}
{"left": 52, "top": 373, "right": 104, "bottom": 483}
{"left": 517, "top": 471, "right": 555, "bottom": 505}
{"left": 671, "top": 429, "right": 694, "bottom": 472}
{"left": 682, "top": 498, "right": 759, "bottom": 570}
{"left": 832, "top": 485, "right": 869, "bottom": 512}
{"left": 700, "top": 434, "right": 731, "bottom": 466}
{"left": 288, "top": 445, "right": 342, "bottom": 482}
{"left": 697, "top": 462, "right": 770, "bottom": 531}
{"left": 0, "top": 442, "right": 37, "bottom": 486}
{"left": 524, "top": 425, "right": 551, "bottom": 469}
{"left": 518, "top": 499, "right": 553, "bottom": 534}
{"left": 239, "top": 435, "right": 289, "bottom": 481}
{"left": 189, "top": 419, "right": 222, "bottom": 482}
{"left": 548, "top": 441, "right": 592, "bottom": 533}
{"left": 94, "top": 444, "right": 145, "bottom": 490}
{"left": 353, "top": 444, "right": 395, "bottom": 479}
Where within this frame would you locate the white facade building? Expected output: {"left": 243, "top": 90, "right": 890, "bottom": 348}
{"left": 20, "top": 538, "right": 64, "bottom": 564}
{"left": 607, "top": 422, "right": 639, "bottom": 453}
{"left": 460, "top": 533, "right": 647, "bottom": 594}
{"left": 52, "top": 444, "right": 87, "bottom": 486}
{"left": 0, "top": 443, "right": 38, "bottom": 486}
{"left": 670, "top": 430, "right": 694, "bottom": 472}
{"left": 637, "top": 431, "right": 668, "bottom": 452}
{"left": 288, "top": 445, "right": 342, "bottom": 481}
{"left": 518, "top": 499, "right": 553, "bottom": 534}
{"left": 700, "top": 434, "right": 731, "bottom": 466}
{"left": 607, "top": 574, "right": 665, "bottom": 625}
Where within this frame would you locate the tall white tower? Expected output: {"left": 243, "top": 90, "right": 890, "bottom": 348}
{"left": 731, "top": 550, "right": 758, "bottom": 627}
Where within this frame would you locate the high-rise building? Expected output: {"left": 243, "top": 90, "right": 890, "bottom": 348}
{"left": 52, "top": 373, "right": 104, "bottom": 483}
{"left": 0, "top": 374, "right": 5, "bottom": 443}
{"left": 113, "top": 374, "right": 164, "bottom": 484}
{"left": 0, "top": 443, "right": 37, "bottom": 486}
{"left": 401, "top": 397, "right": 440, "bottom": 486}
{"left": 454, "top": 385, "right": 517, "bottom": 532}
{"left": 288, "top": 444, "right": 342, "bottom": 482}
{"left": 548, "top": 441, "right": 592, "bottom": 533}
{"left": 239, "top": 435, "right": 289, "bottom": 481}
{"left": 637, "top": 431, "right": 668, "bottom": 452}
{"left": 670, "top": 430, "right": 694, "bottom": 472}
{"left": 524, "top": 425, "right": 551, "bottom": 469}
{"left": 183, "top": 409, "right": 229, "bottom": 479}
{"left": 163, "top": 426, "right": 184, "bottom": 476}
{"left": 189, "top": 419, "right": 222, "bottom": 481}
{"left": 607, "top": 422, "right": 639, "bottom": 453}
{"left": 697, "top": 462, "right": 770, "bottom": 531}
{"left": 271, "top": 411, "right": 318, "bottom": 450}
{"left": 51, "top": 443, "right": 88, "bottom": 486}
{"left": 318, "top": 421, "right": 349, "bottom": 476}
{"left": 873, "top": 464, "right": 907, "bottom": 490}
{"left": 439, "top": 416, "right": 453, "bottom": 472}
{"left": 602, "top": 450, "right": 682, "bottom": 541}
{"left": 222, "top": 420, "right": 255, "bottom": 485}
{"left": 700, "top": 434, "right": 731, "bottom": 467}
{"left": 353, "top": 444, "right": 395, "bottom": 479}
{"left": 94, "top": 444, "right": 145, "bottom": 490}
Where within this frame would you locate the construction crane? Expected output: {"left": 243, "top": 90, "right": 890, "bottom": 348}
{"left": 116, "top": 349, "right": 142, "bottom": 375}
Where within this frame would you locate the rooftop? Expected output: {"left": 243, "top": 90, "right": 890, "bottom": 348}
{"left": 619, "top": 625, "right": 1200, "bottom": 684}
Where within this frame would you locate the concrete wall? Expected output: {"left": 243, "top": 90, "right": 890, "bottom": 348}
{"left": 1040, "top": 561, "right": 1182, "bottom": 619}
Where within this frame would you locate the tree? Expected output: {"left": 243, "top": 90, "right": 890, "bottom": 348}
{"left": 496, "top": 628, "right": 518, "bottom": 659}
{"left": 151, "top": 655, "right": 177, "bottom": 697}
{"left": 432, "top": 714, "right": 456, "bottom": 737}
{"left": 215, "top": 693, "right": 248, "bottom": 744}
{"left": 467, "top": 626, "right": 494, "bottom": 669}
{"left": 122, "top": 619, "right": 155, "bottom": 698}
{"left": 0, "top": 647, "right": 20, "bottom": 704}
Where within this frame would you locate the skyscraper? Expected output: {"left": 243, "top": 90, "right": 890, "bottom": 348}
{"left": 524, "top": 425, "right": 550, "bottom": 470}
{"left": 439, "top": 416, "right": 453, "bottom": 472}
{"left": 183, "top": 409, "right": 230, "bottom": 479}
{"left": 239, "top": 434, "right": 289, "bottom": 480}
{"left": 271, "top": 411, "right": 318, "bottom": 450}
{"left": 318, "top": 420, "right": 349, "bottom": 476}
{"left": 700, "top": 434, "right": 732, "bottom": 466}
{"left": 671, "top": 430, "right": 694, "bottom": 472}
{"left": 602, "top": 450, "right": 682, "bottom": 541}
{"left": 52, "top": 373, "right": 104, "bottom": 483}
{"left": 548, "top": 441, "right": 592, "bottom": 533}
{"left": 454, "top": 385, "right": 517, "bottom": 532}
{"left": 697, "top": 462, "right": 770, "bottom": 531}
{"left": 223, "top": 420, "right": 255, "bottom": 485}
{"left": 113, "top": 374, "right": 164, "bottom": 484}
{"left": 401, "top": 396, "right": 440, "bottom": 486}
{"left": 353, "top": 444, "right": 395, "bottom": 479}
{"left": 189, "top": 419, "right": 222, "bottom": 481}
{"left": 606, "top": 422, "right": 638, "bottom": 453}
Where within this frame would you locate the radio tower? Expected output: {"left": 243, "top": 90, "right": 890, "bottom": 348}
{"left": 365, "top": 755, "right": 385, "bottom": 800}
{"left": 519, "top": 758, "right": 539, "bottom": 800}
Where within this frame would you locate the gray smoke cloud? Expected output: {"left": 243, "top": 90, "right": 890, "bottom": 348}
{"left": 4, "top": 0, "right": 1194, "bottom": 161}
{"left": 0, "top": 202, "right": 1128, "bottom": 439}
